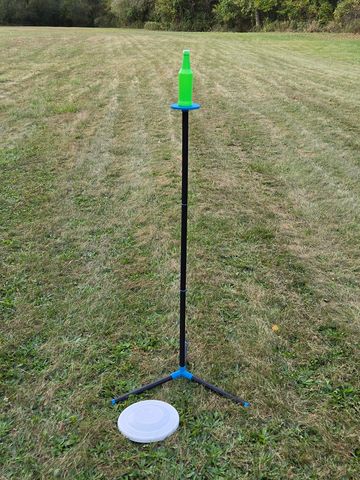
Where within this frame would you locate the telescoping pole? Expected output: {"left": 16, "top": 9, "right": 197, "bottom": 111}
{"left": 179, "top": 109, "right": 189, "bottom": 367}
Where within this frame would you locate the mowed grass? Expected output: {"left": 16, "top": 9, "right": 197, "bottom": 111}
{"left": 1, "top": 27, "right": 359, "bottom": 479}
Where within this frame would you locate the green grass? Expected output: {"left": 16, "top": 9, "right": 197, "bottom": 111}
{"left": 1, "top": 27, "right": 359, "bottom": 479}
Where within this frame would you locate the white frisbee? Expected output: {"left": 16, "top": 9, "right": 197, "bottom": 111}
{"left": 117, "top": 400, "right": 179, "bottom": 443}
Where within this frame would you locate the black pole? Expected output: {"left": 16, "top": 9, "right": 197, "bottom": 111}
{"left": 179, "top": 110, "right": 189, "bottom": 367}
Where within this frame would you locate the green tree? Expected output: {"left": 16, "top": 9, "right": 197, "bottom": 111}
{"left": 111, "top": 0, "right": 154, "bottom": 26}
{"left": 334, "top": 0, "right": 360, "bottom": 30}
{"left": 214, "top": 0, "right": 278, "bottom": 29}
{"left": 334, "top": 0, "right": 360, "bottom": 23}
{"left": 154, "top": 0, "right": 215, "bottom": 30}
{"left": 280, "top": 0, "right": 336, "bottom": 25}
{"left": 0, "top": 0, "right": 113, "bottom": 26}
{"left": 26, "top": 0, "right": 62, "bottom": 25}
{"left": 0, "top": 0, "right": 28, "bottom": 24}
{"left": 0, "top": 0, "right": 352, "bottom": 30}
{"left": 61, "top": 0, "right": 92, "bottom": 26}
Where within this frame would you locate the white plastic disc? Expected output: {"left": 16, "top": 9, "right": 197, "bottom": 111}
{"left": 117, "top": 400, "right": 179, "bottom": 443}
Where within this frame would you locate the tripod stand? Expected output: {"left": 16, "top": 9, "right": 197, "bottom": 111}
{"left": 112, "top": 102, "right": 249, "bottom": 408}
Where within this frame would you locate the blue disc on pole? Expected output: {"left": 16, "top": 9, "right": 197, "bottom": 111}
{"left": 171, "top": 103, "right": 201, "bottom": 111}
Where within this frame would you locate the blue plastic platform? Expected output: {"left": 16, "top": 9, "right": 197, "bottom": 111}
{"left": 171, "top": 103, "right": 201, "bottom": 111}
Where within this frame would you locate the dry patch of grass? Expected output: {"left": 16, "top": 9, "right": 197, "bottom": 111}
{"left": 1, "top": 28, "right": 359, "bottom": 479}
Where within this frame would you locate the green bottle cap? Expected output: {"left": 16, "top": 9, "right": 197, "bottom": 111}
{"left": 178, "top": 50, "right": 193, "bottom": 107}
{"left": 182, "top": 50, "right": 191, "bottom": 69}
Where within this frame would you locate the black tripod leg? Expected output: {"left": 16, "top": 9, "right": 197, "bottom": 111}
{"left": 112, "top": 375, "right": 173, "bottom": 404}
{"left": 191, "top": 374, "right": 250, "bottom": 407}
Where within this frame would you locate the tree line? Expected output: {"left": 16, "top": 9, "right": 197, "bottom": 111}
{"left": 1, "top": 0, "right": 359, "bottom": 32}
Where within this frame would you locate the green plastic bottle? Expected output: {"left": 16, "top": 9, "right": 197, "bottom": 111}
{"left": 178, "top": 50, "right": 193, "bottom": 107}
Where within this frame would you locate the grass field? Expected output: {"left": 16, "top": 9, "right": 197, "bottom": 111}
{"left": 1, "top": 27, "right": 360, "bottom": 479}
